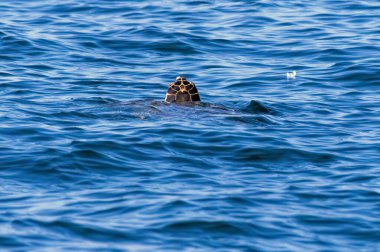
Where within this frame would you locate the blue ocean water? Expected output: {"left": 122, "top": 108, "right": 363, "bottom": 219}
{"left": 1, "top": 0, "right": 380, "bottom": 251}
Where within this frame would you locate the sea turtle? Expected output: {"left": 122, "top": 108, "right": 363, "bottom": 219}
{"left": 164, "top": 76, "right": 200, "bottom": 103}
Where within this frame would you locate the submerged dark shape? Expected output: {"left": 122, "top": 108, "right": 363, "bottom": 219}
{"left": 165, "top": 76, "right": 200, "bottom": 103}
{"left": 242, "top": 100, "right": 271, "bottom": 114}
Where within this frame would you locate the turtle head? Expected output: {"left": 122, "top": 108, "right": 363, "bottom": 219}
{"left": 165, "top": 76, "right": 200, "bottom": 103}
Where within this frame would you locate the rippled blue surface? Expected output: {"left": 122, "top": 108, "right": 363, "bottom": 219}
{"left": 1, "top": 0, "right": 380, "bottom": 251}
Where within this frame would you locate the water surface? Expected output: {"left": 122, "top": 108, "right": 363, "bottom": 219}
{"left": 1, "top": 0, "right": 380, "bottom": 251}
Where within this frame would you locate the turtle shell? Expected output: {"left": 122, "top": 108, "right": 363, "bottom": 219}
{"left": 164, "top": 76, "right": 200, "bottom": 103}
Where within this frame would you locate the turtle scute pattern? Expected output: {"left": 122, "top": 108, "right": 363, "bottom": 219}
{"left": 164, "top": 76, "right": 200, "bottom": 103}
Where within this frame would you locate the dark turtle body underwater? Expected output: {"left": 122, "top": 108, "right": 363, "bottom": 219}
{"left": 165, "top": 76, "right": 200, "bottom": 103}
